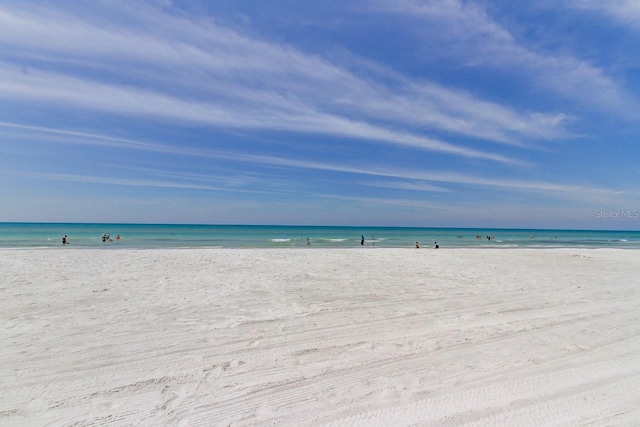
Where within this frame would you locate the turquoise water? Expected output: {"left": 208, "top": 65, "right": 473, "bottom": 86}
{"left": 1, "top": 223, "right": 640, "bottom": 249}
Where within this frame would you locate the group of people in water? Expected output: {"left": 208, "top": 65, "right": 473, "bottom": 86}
{"left": 302, "top": 235, "right": 440, "bottom": 248}
{"left": 359, "top": 235, "right": 440, "bottom": 249}
{"left": 477, "top": 235, "right": 495, "bottom": 241}
{"left": 102, "top": 233, "right": 121, "bottom": 242}
{"left": 415, "top": 241, "right": 439, "bottom": 249}
{"left": 61, "top": 234, "right": 121, "bottom": 244}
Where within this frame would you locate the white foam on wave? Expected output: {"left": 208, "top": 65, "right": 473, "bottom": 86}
{"left": 271, "top": 238, "right": 291, "bottom": 242}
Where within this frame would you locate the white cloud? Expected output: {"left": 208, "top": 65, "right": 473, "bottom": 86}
{"left": 363, "top": 180, "right": 450, "bottom": 193}
{"left": 10, "top": 162, "right": 634, "bottom": 210}
{"left": 3, "top": 119, "right": 626, "bottom": 204}
{"left": 373, "top": 0, "right": 635, "bottom": 116}
{"left": 568, "top": 0, "right": 640, "bottom": 28}
{"left": 0, "top": 68, "right": 514, "bottom": 163}
{"left": 0, "top": 2, "right": 571, "bottom": 161}
{"left": 10, "top": 170, "right": 266, "bottom": 194}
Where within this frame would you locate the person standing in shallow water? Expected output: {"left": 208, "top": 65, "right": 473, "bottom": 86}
{"left": 360, "top": 235, "right": 365, "bottom": 246}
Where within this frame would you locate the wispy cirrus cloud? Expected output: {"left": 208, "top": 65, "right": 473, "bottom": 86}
{"left": 8, "top": 161, "right": 633, "bottom": 210}
{"left": 4, "top": 121, "right": 629, "bottom": 207}
{"left": 9, "top": 169, "right": 268, "bottom": 195}
{"left": 0, "top": 1, "right": 569, "bottom": 162}
{"left": 363, "top": 180, "right": 450, "bottom": 193}
{"left": 567, "top": 0, "right": 640, "bottom": 28}
{"left": 372, "top": 0, "right": 635, "bottom": 116}
{"left": 0, "top": 69, "right": 513, "bottom": 164}
{"left": 0, "top": 1, "right": 636, "bottom": 227}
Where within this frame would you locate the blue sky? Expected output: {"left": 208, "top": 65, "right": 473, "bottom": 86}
{"left": 1, "top": 0, "right": 640, "bottom": 228}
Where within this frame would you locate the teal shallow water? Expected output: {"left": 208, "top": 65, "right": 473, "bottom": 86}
{"left": 1, "top": 223, "right": 640, "bottom": 249}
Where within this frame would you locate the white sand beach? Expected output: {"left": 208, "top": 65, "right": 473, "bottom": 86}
{"left": 1, "top": 248, "right": 639, "bottom": 426}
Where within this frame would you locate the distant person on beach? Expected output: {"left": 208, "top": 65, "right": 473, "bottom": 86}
{"left": 434, "top": 241, "right": 439, "bottom": 249}
{"left": 306, "top": 237, "right": 310, "bottom": 245}
{"left": 62, "top": 235, "right": 68, "bottom": 245}
{"left": 360, "top": 235, "right": 364, "bottom": 246}
{"left": 415, "top": 241, "right": 420, "bottom": 248}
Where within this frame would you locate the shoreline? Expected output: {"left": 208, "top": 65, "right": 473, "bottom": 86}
{"left": 2, "top": 223, "right": 640, "bottom": 250}
{"left": 0, "top": 243, "right": 640, "bottom": 251}
{"left": 2, "top": 248, "right": 639, "bottom": 425}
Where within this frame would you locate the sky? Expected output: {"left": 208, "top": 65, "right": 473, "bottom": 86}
{"left": 1, "top": 0, "right": 640, "bottom": 229}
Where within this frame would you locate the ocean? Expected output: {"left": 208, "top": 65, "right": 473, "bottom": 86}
{"left": 1, "top": 223, "right": 639, "bottom": 249}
